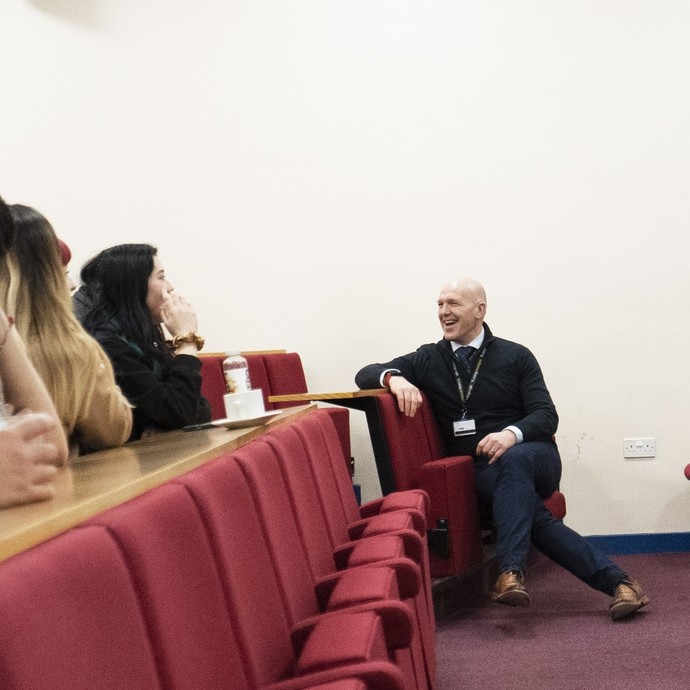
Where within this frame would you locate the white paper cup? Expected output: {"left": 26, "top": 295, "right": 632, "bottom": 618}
{"left": 223, "top": 389, "right": 265, "bottom": 420}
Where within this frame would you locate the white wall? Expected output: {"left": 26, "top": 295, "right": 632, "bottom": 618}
{"left": 2, "top": 0, "right": 689, "bottom": 536}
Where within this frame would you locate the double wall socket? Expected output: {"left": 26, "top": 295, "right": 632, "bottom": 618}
{"left": 623, "top": 438, "right": 656, "bottom": 458}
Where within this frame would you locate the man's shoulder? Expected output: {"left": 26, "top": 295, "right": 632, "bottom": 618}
{"left": 487, "top": 335, "right": 527, "bottom": 350}
{"left": 415, "top": 340, "right": 452, "bottom": 358}
{"left": 420, "top": 339, "right": 447, "bottom": 351}
{"left": 484, "top": 334, "right": 538, "bottom": 365}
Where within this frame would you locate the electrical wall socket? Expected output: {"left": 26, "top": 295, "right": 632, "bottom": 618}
{"left": 623, "top": 438, "right": 656, "bottom": 458}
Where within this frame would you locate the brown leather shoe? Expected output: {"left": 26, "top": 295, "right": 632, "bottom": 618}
{"left": 609, "top": 580, "right": 649, "bottom": 620}
{"left": 492, "top": 570, "right": 530, "bottom": 607}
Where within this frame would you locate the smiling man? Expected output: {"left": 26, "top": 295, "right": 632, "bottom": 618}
{"left": 355, "top": 277, "right": 648, "bottom": 621}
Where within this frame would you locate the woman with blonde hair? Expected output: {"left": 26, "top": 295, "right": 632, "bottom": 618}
{"left": 0, "top": 194, "right": 66, "bottom": 506}
{"left": 0, "top": 204, "right": 132, "bottom": 455}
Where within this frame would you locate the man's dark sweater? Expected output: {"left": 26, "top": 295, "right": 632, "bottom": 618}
{"left": 354, "top": 324, "right": 558, "bottom": 458}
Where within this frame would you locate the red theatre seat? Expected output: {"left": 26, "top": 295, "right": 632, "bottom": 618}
{"left": 0, "top": 526, "right": 161, "bottom": 690}
{"left": 374, "top": 392, "right": 567, "bottom": 578}
{"left": 0, "top": 411, "right": 436, "bottom": 690}
{"left": 285, "top": 413, "right": 436, "bottom": 689}
{"left": 198, "top": 352, "right": 227, "bottom": 417}
{"left": 260, "top": 352, "right": 352, "bottom": 468}
{"left": 174, "top": 455, "right": 414, "bottom": 690}
{"left": 86, "top": 483, "right": 243, "bottom": 689}
{"left": 199, "top": 351, "right": 352, "bottom": 467}
{"left": 261, "top": 423, "right": 424, "bottom": 611}
{"left": 229, "top": 439, "right": 428, "bottom": 689}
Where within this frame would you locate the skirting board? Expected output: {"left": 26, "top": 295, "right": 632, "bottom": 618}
{"left": 586, "top": 532, "right": 690, "bottom": 555}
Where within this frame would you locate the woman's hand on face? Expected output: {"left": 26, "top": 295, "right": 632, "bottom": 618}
{"left": 160, "top": 291, "right": 198, "bottom": 336}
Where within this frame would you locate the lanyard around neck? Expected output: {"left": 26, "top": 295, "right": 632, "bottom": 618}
{"left": 451, "top": 347, "right": 486, "bottom": 412}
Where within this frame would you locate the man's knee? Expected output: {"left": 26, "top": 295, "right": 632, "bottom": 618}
{"left": 497, "top": 441, "right": 561, "bottom": 493}
{"left": 497, "top": 443, "right": 538, "bottom": 475}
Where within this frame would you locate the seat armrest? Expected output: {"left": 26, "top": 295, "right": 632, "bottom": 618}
{"left": 544, "top": 490, "right": 567, "bottom": 519}
{"left": 348, "top": 509, "right": 426, "bottom": 540}
{"left": 358, "top": 490, "right": 428, "bottom": 519}
{"left": 418, "top": 455, "right": 484, "bottom": 577}
{"left": 290, "top": 600, "right": 414, "bottom": 656}
{"left": 315, "top": 557, "right": 421, "bottom": 606}
{"left": 264, "top": 660, "right": 407, "bottom": 690}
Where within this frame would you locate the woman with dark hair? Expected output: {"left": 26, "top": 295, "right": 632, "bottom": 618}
{"left": 74, "top": 243, "right": 211, "bottom": 440}
{"left": 0, "top": 204, "right": 132, "bottom": 455}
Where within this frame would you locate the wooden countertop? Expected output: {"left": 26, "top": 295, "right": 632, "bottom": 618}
{"left": 0, "top": 404, "right": 316, "bottom": 562}
{"left": 268, "top": 388, "right": 386, "bottom": 403}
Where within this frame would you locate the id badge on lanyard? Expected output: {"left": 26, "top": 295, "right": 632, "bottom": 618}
{"left": 451, "top": 350, "right": 484, "bottom": 437}
{"left": 454, "top": 416, "right": 476, "bottom": 437}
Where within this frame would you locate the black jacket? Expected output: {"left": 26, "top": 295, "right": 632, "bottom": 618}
{"left": 73, "top": 292, "right": 211, "bottom": 441}
{"left": 72, "top": 286, "right": 92, "bottom": 324}
{"left": 355, "top": 324, "right": 558, "bottom": 458}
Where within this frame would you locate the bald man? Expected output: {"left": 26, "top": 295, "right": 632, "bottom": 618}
{"left": 355, "top": 278, "right": 648, "bottom": 621}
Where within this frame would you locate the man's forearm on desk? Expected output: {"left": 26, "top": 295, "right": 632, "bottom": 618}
{"left": 355, "top": 364, "right": 391, "bottom": 390}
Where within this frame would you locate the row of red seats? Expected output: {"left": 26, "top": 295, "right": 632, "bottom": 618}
{"left": 0, "top": 410, "right": 436, "bottom": 689}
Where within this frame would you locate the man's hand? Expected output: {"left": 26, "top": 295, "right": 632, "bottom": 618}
{"left": 0, "top": 413, "right": 60, "bottom": 508}
{"left": 476, "top": 429, "right": 517, "bottom": 465}
{"left": 388, "top": 376, "right": 423, "bottom": 417}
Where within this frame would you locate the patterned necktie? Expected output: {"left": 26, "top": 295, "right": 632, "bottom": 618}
{"left": 454, "top": 346, "right": 475, "bottom": 374}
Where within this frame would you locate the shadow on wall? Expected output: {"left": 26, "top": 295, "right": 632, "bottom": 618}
{"left": 28, "top": 0, "right": 106, "bottom": 29}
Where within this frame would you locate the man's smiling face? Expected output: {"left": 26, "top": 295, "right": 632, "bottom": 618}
{"left": 437, "top": 279, "right": 486, "bottom": 345}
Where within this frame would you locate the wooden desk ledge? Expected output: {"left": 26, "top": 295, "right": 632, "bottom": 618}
{"left": 268, "top": 389, "right": 387, "bottom": 403}
{"left": 0, "top": 404, "right": 316, "bottom": 563}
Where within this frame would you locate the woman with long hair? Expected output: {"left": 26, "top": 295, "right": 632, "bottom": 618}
{"left": 0, "top": 205, "right": 132, "bottom": 455}
{"left": 0, "top": 194, "right": 66, "bottom": 505}
{"left": 74, "top": 243, "right": 211, "bottom": 440}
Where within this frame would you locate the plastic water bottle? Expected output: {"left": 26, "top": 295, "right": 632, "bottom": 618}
{"left": 223, "top": 351, "right": 251, "bottom": 394}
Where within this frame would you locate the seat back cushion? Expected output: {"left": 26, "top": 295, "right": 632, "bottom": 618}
{"left": 0, "top": 526, "right": 161, "bottom": 690}
{"left": 243, "top": 354, "right": 274, "bottom": 409}
{"left": 261, "top": 424, "right": 338, "bottom": 582}
{"left": 174, "top": 455, "right": 296, "bottom": 688}
{"left": 231, "top": 441, "right": 321, "bottom": 628}
{"left": 376, "top": 394, "right": 437, "bottom": 491}
{"left": 87, "top": 482, "right": 242, "bottom": 690}
{"left": 199, "top": 354, "right": 227, "bottom": 420}
{"left": 263, "top": 352, "right": 309, "bottom": 408}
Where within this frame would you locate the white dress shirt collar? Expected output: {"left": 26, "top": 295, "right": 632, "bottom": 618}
{"left": 451, "top": 327, "right": 485, "bottom": 353}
